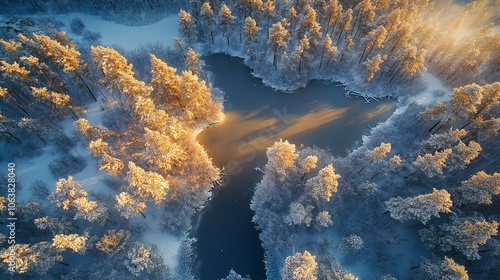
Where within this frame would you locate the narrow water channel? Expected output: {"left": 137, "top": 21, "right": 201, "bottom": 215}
{"left": 195, "top": 54, "right": 396, "bottom": 280}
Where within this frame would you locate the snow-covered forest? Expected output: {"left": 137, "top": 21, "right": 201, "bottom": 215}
{"left": 0, "top": 0, "right": 499, "bottom": 279}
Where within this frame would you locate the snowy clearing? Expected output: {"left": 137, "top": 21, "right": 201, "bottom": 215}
{"left": 409, "top": 73, "right": 451, "bottom": 106}
{"left": 57, "top": 12, "right": 179, "bottom": 50}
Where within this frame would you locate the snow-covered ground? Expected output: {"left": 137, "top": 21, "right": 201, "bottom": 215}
{"left": 56, "top": 12, "right": 179, "bottom": 51}
{"left": 409, "top": 73, "right": 450, "bottom": 106}
{"left": 15, "top": 102, "right": 115, "bottom": 202}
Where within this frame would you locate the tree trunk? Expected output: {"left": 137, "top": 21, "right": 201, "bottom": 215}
{"left": 336, "top": 29, "right": 344, "bottom": 45}
{"left": 428, "top": 119, "right": 441, "bottom": 133}
{"left": 57, "top": 261, "right": 70, "bottom": 266}
{"left": 5, "top": 130, "right": 22, "bottom": 143}
{"left": 273, "top": 52, "right": 277, "bottom": 70}
{"left": 77, "top": 72, "right": 98, "bottom": 102}
{"left": 359, "top": 44, "right": 368, "bottom": 64}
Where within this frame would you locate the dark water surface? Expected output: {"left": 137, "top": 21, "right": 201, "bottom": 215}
{"left": 195, "top": 54, "right": 396, "bottom": 280}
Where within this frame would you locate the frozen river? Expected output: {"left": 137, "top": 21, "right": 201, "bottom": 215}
{"left": 195, "top": 54, "right": 396, "bottom": 279}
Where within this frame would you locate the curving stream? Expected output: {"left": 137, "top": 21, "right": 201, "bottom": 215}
{"left": 195, "top": 54, "right": 396, "bottom": 280}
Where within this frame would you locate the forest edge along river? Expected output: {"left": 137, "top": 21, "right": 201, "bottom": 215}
{"left": 194, "top": 54, "right": 396, "bottom": 280}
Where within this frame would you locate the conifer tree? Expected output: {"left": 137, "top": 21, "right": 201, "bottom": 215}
{"left": 115, "top": 192, "right": 147, "bottom": 219}
{"left": 265, "top": 139, "right": 297, "bottom": 181}
{"left": 96, "top": 229, "right": 130, "bottom": 255}
{"left": 0, "top": 243, "right": 61, "bottom": 274}
{"left": 385, "top": 188, "right": 452, "bottom": 225}
{"left": 200, "top": 2, "right": 216, "bottom": 43}
{"left": 179, "top": 9, "right": 198, "bottom": 45}
{"left": 306, "top": 164, "right": 340, "bottom": 202}
{"left": 453, "top": 171, "right": 500, "bottom": 206}
{"left": 219, "top": 4, "right": 236, "bottom": 46}
{"left": 364, "top": 54, "right": 387, "bottom": 81}
{"left": 439, "top": 216, "right": 498, "bottom": 260}
{"left": 52, "top": 234, "right": 88, "bottom": 254}
{"left": 126, "top": 162, "right": 169, "bottom": 204}
{"left": 244, "top": 16, "right": 261, "bottom": 61}
{"left": 149, "top": 54, "right": 182, "bottom": 110}
{"left": 268, "top": 21, "right": 289, "bottom": 70}
{"left": 300, "top": 155, "right": 318, "bottom": 180}
{"left": 421, "top": 257, "right": 469, "bottom": 280}
{"left": 412, "top": 149, "right": 452, "bottom": 178}
{"left": 31, "top": 33, "right": 98, "bottom": 101}
{"left": 184, "top": 48, "right": 205, "bottom": 76}
{"left": 281, "top": 250, "right": 318, "bottom": 280}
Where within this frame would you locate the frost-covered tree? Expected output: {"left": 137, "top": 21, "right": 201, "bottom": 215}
{"left": 124, "top": 243, "right": 161, "bottom": 277}
{"left": 88, "top": 138, "right": 110, "bottom": 157}
{"left": 265, "top": 139, "right": 297, "bottom": 181}
{"left": 388, "top": 155, "right": 402, "bottom": 171}
{"left": 34, "top": 216, "right": 73, "bottom": 235}
{"left": 421, "top": 129, "right": 467, "bottom": 152}
{"left": 306, "top": 164, "right": 340, "bottom": 202}
{"left": 364, "top": 54, "right": 387, "bottom": 81}
{"left": 52, "top": 233, "right": 88, "bottom": 254}
{"left": 74, "top": 118, "right": 109, "bottom": 142}
{"left": 99, "top": 154, "right": 124, "bottom": 176}
{"left": 144, "top": 127, "right": 185, "bottom": 171}
{"left": 115, "top": 192, "right": 147, "bottom": 219}
{"left": 30, "top": 32, "right": 97, "bottom": 101}
{"left": 452, "top": 171, "right": 500, "bottom": 206}
{"left": 0, "top": 242, "right": 61, "bottom": 274}
{"left": 179, "top": 69, "right": 223, "bottom": 125}
{"left": 50, "top": 176, "right": 108, "bottom": 222}
{"left": 87, "top": 138, "right": 124, "bottom": 176}
{"left": 365, "top": 142, "right": 391, "bottom": 162}
{"left": 315, "top": 211, "right": 333, "bottom": 230}
{"left": 385, "top": 188, "right": 452, "bottom": 224}
{"left": 200, "top": 2, "right": 216, "bottom": 43}
{"left": 268, "top": 21, "right": 289, "bottom": 70}
{"left": 356, "top": 181, "right": 377, "bottom": 197}
{"left": 184, "top": 48, "right": 205, "bottom": 76}
{"left": 285, "top": 202, "right": 314, "bottom": 227}
{"left": 290, "top": 35, "right": 312, "bottom": 73}
{"left": 359, "top": 25, "right": 387, "bottom": 63}
{"left": 337, "top": 8, "right": 353, "bottom": 44}
{"left": 320, "top": 34, "right": 338, "bottom": 68}
{"left": 30, "top": 86, "right": 72, "bottom": 113}
{"left": 149, "top": 54, "right": 182, "bottom": 109}
{"left": 281, "top": 250, "right": 318, "bottom": 280}
{"left": 178, "top": 9, "right": 197, "bottom": 45}
{"left": 96, "top": 229, "right": 130, "bottom": 255}
{"left": 447, "top": 140, "right": 481, "bottom": 171}
{"left": 300, "top": 155, "right": 318, "bottom": 180}
{"left": 421, "top": 257, "right": 469, "bottom": 280}
{"left": 435, "top": 216, "right": 499, "bottom": 260}
{"left": 126, "top": 162, "right": 169, "bottom": 204}
{"left": 0, "top": 60, "right": 30, "bottom": 79}
{"left": 324, "top": 0, "right": 342, "bottom": 36}
{"left": 412, "top": 149, "right": 452, "bottom": 178}
{"left": 244, "top": 16, "right": 260, "bottom": 61}
{"left": 219, "top": 4, "right": 236, "bottom": 46}
{"left": 91, "top": 45, "right": 152, "bottom": 99}
{"left": 421, "top": 82, "right": 500, "bottom": 140}
{"left": 338, "top": 234, "right": 364, "bottom": 255}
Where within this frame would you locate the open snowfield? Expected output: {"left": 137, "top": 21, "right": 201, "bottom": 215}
{"left": 410, "top": 73, "right": 450, "bottom": 106}
{"left": 57, "top": 12, "right": 179, "bottom": 50}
